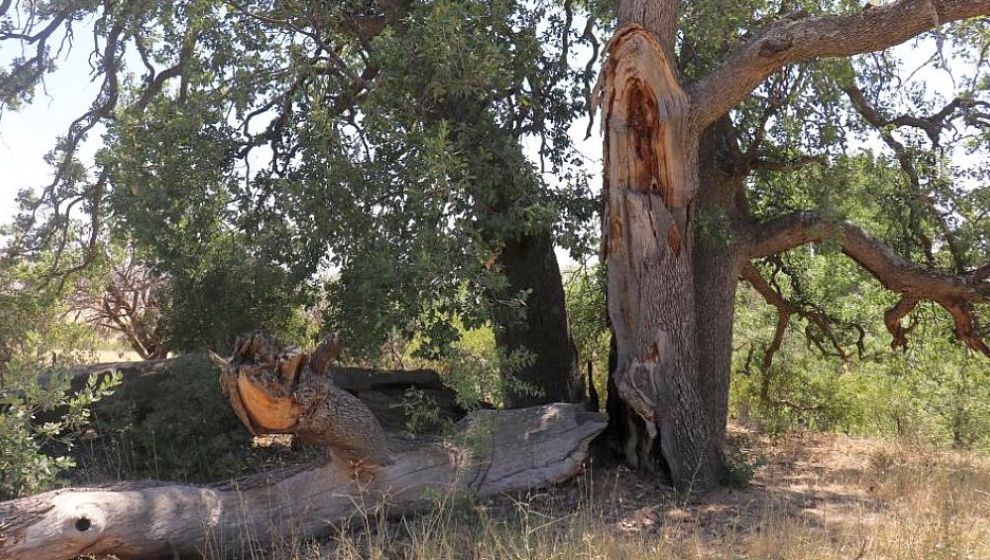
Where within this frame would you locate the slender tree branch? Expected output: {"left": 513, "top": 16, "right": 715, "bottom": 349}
{"left": 741, "top": 263, "right": 792, "bottom": 372}
{"left": 688, "top": 0, "right": 990, "bottom": 131}
{"left": 749, "top": 154, "right": 825, "bottom": 172}
{"left": 884, "top": 295, "right": 920, "bottom": 350}
{"left": 841, "top": 77, "right": 967, "bottom": 271}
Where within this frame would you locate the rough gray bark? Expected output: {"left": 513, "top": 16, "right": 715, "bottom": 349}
{"left": 693, "top": 247, "right": 741, "bottom": 452}
{"left": 597, "top": 22, "right": 723, "bottom": 490}
{"left": 693, "top": 116, "right": 750, "bottom": 453}
{"left": 688, "top": 0, "right": 990, "bottom": 131}
{"left": 0, "top": 403, "right": 606, "bottom": 560}
{"left": 600, "top": 0, "right": 990, "bottom": 492}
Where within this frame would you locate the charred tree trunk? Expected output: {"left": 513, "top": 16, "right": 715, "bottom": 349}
{"left": 492, "top": 230, "right": 583, "bottom": 407}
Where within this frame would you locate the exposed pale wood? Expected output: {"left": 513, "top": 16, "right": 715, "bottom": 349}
{"left": 235, "top": 372, "right": 300, "bottom": 432}
{"left": 59, "top": 357, "right": 469, "bottom": 433}
{"left": 0, "top": 404, "right": 607, "bottom": 560}
{"left": 597, "top": 22, "right": 722, "bottom": 489}
{"left": 213, "top": 333, "right": 392, "bottom": 467}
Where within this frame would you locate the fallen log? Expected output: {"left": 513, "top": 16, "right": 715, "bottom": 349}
{"left": 0, "top": 403, "right": 607, "bottom": 559}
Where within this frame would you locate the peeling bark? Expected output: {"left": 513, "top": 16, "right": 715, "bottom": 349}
{"left": 598, "top": 24, "right": 723, "bottom": 490}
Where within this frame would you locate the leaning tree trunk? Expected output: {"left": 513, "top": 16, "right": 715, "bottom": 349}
{"left": 493, "top": 230, "right": 583, "bottom": 407}
{"left": 425, "top": 101, "right": 583, "bottom": 409}
{"left": 598, "top": 22, "right": 724, "bottom": 490}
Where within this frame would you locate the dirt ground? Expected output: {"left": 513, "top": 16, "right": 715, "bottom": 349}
{"left": 310, "top": 427, "right": 990, "bottom": 559}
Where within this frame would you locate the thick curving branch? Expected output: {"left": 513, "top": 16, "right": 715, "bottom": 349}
{"left": 747, "top": 211, "right": 990, "bottom": 355}
{"left": 688, "top": 0, "right": 990, "bottom": 132}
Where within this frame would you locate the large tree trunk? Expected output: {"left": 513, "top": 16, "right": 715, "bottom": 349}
{"left": 693, "top": 116, "right": 750, "bottom": 455}
{"left": 493, "top": 230, "right": 583, "bottom": 407}
{"left": 428, "top": 102, "right": 582, "bottom": 410}
{"left": 598, "top": 20, "right": 725, "bottom": 490}
{"left": 599, "top": 0, "right": 990, "bottom": 492}
{"left": 693, "top": 242, "right": 741, "bottom": 451}
{"left": 0, "top": 404, "right": 605, "bottom": 560}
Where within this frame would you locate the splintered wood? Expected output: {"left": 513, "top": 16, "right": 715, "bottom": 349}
{"left": 211, "top": 333, "right": 309, "bottom": 435}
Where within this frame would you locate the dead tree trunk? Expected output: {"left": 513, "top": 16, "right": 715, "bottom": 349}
{"left": 597, "top": 22, "right": 724, "bottom": 490}
{"left": 1, "top": 334, "right": 606, "bottom": 559}
{"left": 0, "top": 404, "right": 605, "bottom": 560}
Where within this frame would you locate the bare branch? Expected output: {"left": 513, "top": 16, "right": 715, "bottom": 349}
{"left": 68, "top": 254, "right": 167, "bottom": 360}
{"left": 135, "top": 30, "right": 197, "bottom": 110}
{"left": 688, "top": 0, "right": 990, "bottom": 131}
{"left": 841, "top": 77, "right": 968, "bottom": 271}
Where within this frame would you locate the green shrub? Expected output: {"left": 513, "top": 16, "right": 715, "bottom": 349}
{"left": 90, "top": 354, "right": 255, "bottom": 482}
{"left": 563, "top": 265, "right": 611, "bottom": 406}
{"left": 0, "top": 364, "right": 120, "bottom": 500}
{"left": 732, "top": 276, "right": 990, "bottom": 451}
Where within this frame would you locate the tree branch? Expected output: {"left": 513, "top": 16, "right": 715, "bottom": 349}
{"left": 740, "top": 263, "right": 792, "bottom": 372}
{"left": 749, "top": 154, "right": 825, "bottom": 172}
{"left": 688, "top": 0, "right": 990, "bottom": 131}
{"left": 748, "top": 211, "right": 990, "bottom": 355}
{"left": 841, "top": 76, "right": 968, "bottom": 271}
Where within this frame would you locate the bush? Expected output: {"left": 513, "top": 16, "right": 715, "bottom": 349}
{"left": 158, "top": 244, "right": 314, "bottom": 353}
{"left": 563, "top": 265, "right": 610, "bottom": 406}
{"left": 89, "top": 354, "right": 255, "bottom": 482}
{"left": 732, "top": 276, "right": 990, "bottom": 450}
{"left": 0, "top": 364, "right": 120, "bottom": 500}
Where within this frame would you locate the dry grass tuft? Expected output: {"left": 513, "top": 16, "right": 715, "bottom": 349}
{"left": 225, "top": 430, "right": 990, "bottom": 559}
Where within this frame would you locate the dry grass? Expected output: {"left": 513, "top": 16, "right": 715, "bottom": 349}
{"left": 249, "top": 429, "right": 990, "bottom": 560}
